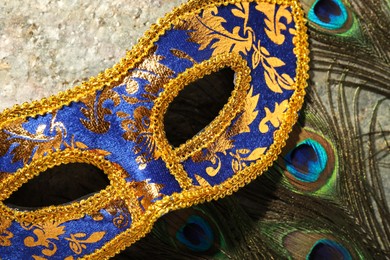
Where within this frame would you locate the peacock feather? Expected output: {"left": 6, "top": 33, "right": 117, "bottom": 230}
{"left": 115, "top": 0, "right": 390, "bottom": 258}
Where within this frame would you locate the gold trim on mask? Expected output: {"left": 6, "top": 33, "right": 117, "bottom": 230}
{"left": 0, "top": 0, "right": 309, "bottom": 258}
{"left": 0, "top": 149, "right": 141, "bottom": 224}
{"left": 150, "top": 52, "right": 251, "bottom": 189}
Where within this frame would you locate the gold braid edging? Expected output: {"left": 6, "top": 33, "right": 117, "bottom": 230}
{"left": 0, "top": 0, "right": 309, "bottom": 258}
{"left": 0, "top": 149, "right": 140, "bottom": 224}
{"left": 150, "top": 52, "right": 251, "bottom": 189}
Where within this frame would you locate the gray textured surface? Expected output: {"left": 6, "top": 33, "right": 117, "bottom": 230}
{"left": 0, "top": 0, "right": 185, "bottom": 110}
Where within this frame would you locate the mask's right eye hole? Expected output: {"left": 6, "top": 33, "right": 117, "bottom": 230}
{"left": 4, "top": 163, "right": 109, "bottom": 210}
{"left": 164, "top": 68, "right": 235, "bottom": 147}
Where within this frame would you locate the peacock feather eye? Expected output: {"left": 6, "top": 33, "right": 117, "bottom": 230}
{"left": 307, "top": 239, "right": 352, "bottom": 260}
{"left": 308, "top": 0, "right": 349, "bottom": 31}
{"left": 303, "top": 0, "right": 362, "bottom": 37}
{"left": 278, "top": 126, "right": 337, "bottom": 195}
{"left": 284, "top": 138, "right": 327, "bottom": 183}
{"left": 176, "top": 215, "right": 215, "bottom": 252}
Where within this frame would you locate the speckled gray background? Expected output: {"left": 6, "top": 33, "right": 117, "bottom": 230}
{"left": 0, "top": 1, "right": 388, "bottom": 203}
{"left": 0, "top": 0, "right": 185, "bottom": 109}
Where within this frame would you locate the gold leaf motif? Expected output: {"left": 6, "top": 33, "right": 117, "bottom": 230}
{"left": 259, "top": 100, "right": 289, "bottom": 133}
{"left": 206, "top": 157, "right": 221, "bottom": 177}
{"left": 255, "top": 2, "right": 292, "bottom": 45}
{"left": 80, "top": 88, "right": 121, "bottom": 134}
{"left": 230, "top": 147, "right": 266, "bottom": 172}
{"left": 0, "top": 217, "right": 13, "bottom": 247}
{"left": 66, "top": 232, "right": 105, "bottom": 255}
{"left": 32, "top": 256, "right": 48, "bottom": 260}
{"left": 0, "top": 115, "right": 66, "bottom": 164}
{"left": 194, "top": 174, "right": 211, "bottom": 187}
{"left": 170, "top": 49, "right": 198, "bottom": 64}
{"left": 105, "top": 199, "right": 132, "bottom": 229}
{"left": 252, "top": 41, "right": 295, "bottom": 93}
{"left": 123, "top": 49, "right": 175, "bottom": 101}
{"left": 119, "top": 106, "right": 159, "bottom": 163}
{"left": 128, "top": 180, "right": 164, "bottom": 211}
{"left": 23, "top": 221, "right": 66, "bottom": 257}
{"left": 176, "top": 3, "right": 254, "bottom": 56}
{"left": 119, "top": 50, "right": 178, "bottom": 165}
{"left": 229, "top": 86, "right": 259, "bottom": 135}
{"left": 192, "top": 86, "right": 259, "bottom": 178}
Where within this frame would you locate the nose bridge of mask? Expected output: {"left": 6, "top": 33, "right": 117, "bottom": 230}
{"left": 0, "top": 0, "right": 309, "bottom": 258}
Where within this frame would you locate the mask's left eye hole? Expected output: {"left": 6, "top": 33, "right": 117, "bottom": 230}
{"left": 164, "top": 68, "right": 235, "bottom": 147}
{"left": 4, "top": 163, "right": 109, "bottom": 209}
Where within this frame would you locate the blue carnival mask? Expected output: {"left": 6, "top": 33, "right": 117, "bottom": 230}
{"left": 0, "top": 0, "right": 309, "bottom": 258}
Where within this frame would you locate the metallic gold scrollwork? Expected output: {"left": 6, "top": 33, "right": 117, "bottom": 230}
{"left": 0, "top": 217, "right": 13, "bottom": 247}
{"left": 255, "top": 2, "right": 293, "bottom": 45}
{"left": 192, "top": 86, "right": 260, "bottom": 177}
{"left": 65, "top": 232, "right": 106, "bottom": 255}
{"left": 23, "top": 221, "right": 66, "bottom": 257}
{"left": 0, "top": 114, "right": 66, "bottom": 164}
{"left": 176, "top": 3, "right": 254, "bottom": 56}
{"left": 80, "top": 88, "right": 121, "bottom": 134}
{"left": 259, "top": 100, "right": 289, "bottom": 133}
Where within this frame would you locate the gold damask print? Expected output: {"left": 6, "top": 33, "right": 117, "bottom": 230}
{"left": 22, "top": 221, "right": 65, "bottom": 257}
{"left": 255, "top": 2, "right": 293, "bottom": 45}
{"left": 178, "top": 3, "right": 294, "bottom": 94}
{"left": 119, "top": 106, "right": 157, "bottom": 164}
{"left": 123, "top": 48, "right": 175, "bottom": 102}
{"left": 192, "top": 86, "right": 260, "bottom": 177}
{"left": 0, "top": 115, "right": 66, "bottom": 164}
{"left": 129, "top": 180, "right": 164, "bottom": 211}
{"left": 80, "top": 88, "right": 121, "bottom": 134}
{"left": 119, "top": 50, "right": 177, "bottom": 166}
{"left": 259, "top": 100, "right": 289, "bottom": 133}
{"left": 252, "top": 41, "right": 295, "bottom": 92}
{"left": 105, "top": 199, "right": 132, "bottom": 229}
{"left": 170, "top": 49, "right": 198, "bottom": 64}
{"left": 176, "top": 3, "right": 253, "bottom": 56}
{"left": 0, "top": 217, "right": 13, "bottom": 246}
{"left": 230, "top": 147, "right": 266, "bottom": 172}
{"left": 65, "top": 232, "right": 105, "bottom": 255}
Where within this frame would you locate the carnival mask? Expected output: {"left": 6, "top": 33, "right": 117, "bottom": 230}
{"left": 0, "top": 0, "right": 309, "bottom": 258}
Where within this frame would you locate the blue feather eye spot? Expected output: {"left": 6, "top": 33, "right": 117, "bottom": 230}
{"left": 176, "top": 215, "right": 215, "bottom": 252}
{"left": 279, "top": 127, "right": 336, "bottom": 193}
{"left": 307, "top": 239, "right": 352, "bottom": 260}
{"left": 284, "top": 139, "right": 327, "bottom": 183}
{"left": 308, "top": 0, "right": 349, "bottom": 30}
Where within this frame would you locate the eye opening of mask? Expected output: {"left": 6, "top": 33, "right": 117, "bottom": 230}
{"left": 4, "top": 162, "right": 110, "bottom": 210}
{"left": 164, "top": 67, "right": 235, "bottom": 147}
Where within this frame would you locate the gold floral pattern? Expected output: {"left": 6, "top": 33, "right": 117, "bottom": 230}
{"left": 66, "top": 232, "right": 105, "bottom": 255}
{"left": 0, "top": 115, "right": 66, "bottom": 164}
{"left": 259, "top": 99, "right": 289, "bottom": 133}
{"left": 0, "top": 217, "right": 13, "bottom": 247}
{"left": 80, "top": 88, "right": 121, "bottom": 134}
{"left": 177, "top": 3, "right": 295, "bottom": 93}
{"left": 177, "top": 4, "right": 254, "bottom": 56}
{"left": 255, "top": 2, "right": 293, "bottom": 45}
{"left": 23, "top": 221, "right": 66, "bottom": 257}
{"left": 192, "top": 86, "right": 260, "bottom": 177}
{"left": 252, "top": 40, "right": 295, "bottom": 92}
{"left": 129, "top": 180, "right": 164, "bottom": 211}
